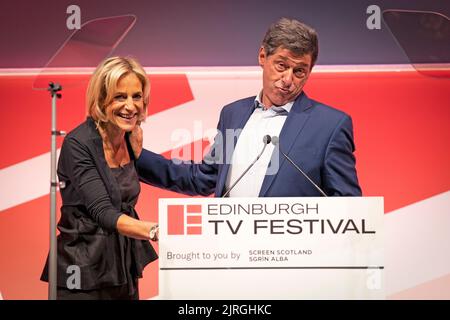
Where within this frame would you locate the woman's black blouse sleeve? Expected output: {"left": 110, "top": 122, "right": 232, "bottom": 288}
{"left": 60, "top": 136, "right": 122, "bottom": 232}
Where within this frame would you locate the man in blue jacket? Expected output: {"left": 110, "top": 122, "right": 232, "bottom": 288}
{"left": 134, "top": 17, "right": 361, "bottom": 197}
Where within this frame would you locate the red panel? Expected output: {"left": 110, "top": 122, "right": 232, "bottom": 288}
{"left": 187, "top": 205, "right": 202, "bottom": 213}
{"left": 1, "top": 71, "right": 449, "bottom": 300}
{"left": 0, "top": 74, "right": 193, "bottom": 169}
{"left": 187, "top": 226, "right": 202, "bottom": 235}
{"left": 147, "top": 74, "right": 194, "bottom": 116}
{"left": 187, "top": 215, "right": 202, "bottom": 224}
{"left": 304, "top": 71, "right": 450, "bottom": 213}
{"left": 0, "top": 75, "right": 87, "bottom": 169}
{"left": 0, "top": 193, "right": 62, "bottom": 299}
{"left": 167, "top": 205, "right": 184, "bottom": 235}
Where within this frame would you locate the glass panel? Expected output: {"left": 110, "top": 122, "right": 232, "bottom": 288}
{"left": 33, "top": 15, "right": 136, "bottom": 90}
{"left": 383, "top": 10, "right": 450, "bottom": 78}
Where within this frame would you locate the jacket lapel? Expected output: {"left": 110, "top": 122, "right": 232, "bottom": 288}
{"left": 258, "top": 92, "right": 314, "bottom": 196}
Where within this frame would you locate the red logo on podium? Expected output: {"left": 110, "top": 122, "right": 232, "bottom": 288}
{"left": 167, "top": 204, "right": 202, "bottom": 235}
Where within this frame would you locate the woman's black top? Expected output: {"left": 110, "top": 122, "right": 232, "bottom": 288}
{"left": 41, "top": 117, "right": 158, "bottom": 293}
{"left": 110, "top": 161, "right": 141, "bottom": 295}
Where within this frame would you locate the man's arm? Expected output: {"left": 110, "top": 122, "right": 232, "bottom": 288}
{"left": 322, "top": 114, "right": 362, "bottom": 196}
{"left": 131, "top": 107, "right": 227, "bottom": 196}
{"left": 136, "top": 148, "right": 218, "bottom": 196}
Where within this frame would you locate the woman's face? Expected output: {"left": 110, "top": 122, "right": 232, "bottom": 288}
{"left": 105, "top": 73, "right": 144, "bottom": 132}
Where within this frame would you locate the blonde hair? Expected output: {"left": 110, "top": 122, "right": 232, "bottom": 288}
{"left": 86, "top": 56, "right": 150, "bottom": 123}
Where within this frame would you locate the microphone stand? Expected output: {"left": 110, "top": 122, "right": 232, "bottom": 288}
{"left": 272, "top": 136, "right": 327, "bottom": 197}
{"left": 48, "top": 82, "right": 65, "bottom": 300}
{"left": 222, "top": 135, "right": 271, "bottom": 197}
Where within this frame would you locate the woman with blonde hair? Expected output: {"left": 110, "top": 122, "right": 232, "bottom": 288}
{"left": 41, "top": 56, "right": 158, "bottom": 300}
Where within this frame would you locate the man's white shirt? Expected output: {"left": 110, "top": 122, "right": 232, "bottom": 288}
{"left": 225, "top": 93, "right": 294, "bottom": 197}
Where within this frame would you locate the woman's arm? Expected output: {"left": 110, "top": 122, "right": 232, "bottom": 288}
{"left": 116, "top": 214, "right": 159, "bottom": 241}
{"left": 61, "top": 136, "right": 159, "bottom": 239}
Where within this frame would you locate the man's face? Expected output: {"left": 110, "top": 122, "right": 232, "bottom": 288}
{"left": 258, "top": 47, "right": 313, "bottom": 107}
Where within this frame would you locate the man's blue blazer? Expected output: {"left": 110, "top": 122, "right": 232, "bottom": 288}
{"left": 137, "top": 92, "right": 362, "bottom": 197}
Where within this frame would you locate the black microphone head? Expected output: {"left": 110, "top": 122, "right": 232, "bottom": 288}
{"left": 263, "top": 135, "right": 271, "bottom": 144}
{"left": 271, "top": 136, "right": 279, "bottom": 145}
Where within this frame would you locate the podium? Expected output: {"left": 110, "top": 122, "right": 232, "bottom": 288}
{"left": 157, "top": 197, "right": 384, "bottom": 299}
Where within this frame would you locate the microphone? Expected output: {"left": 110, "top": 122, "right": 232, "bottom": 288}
{"left": 271, "top": 136, "right": 328, "bottom": 197}
{"left": 222, "top": 135, "right": 272, "bottom": 197}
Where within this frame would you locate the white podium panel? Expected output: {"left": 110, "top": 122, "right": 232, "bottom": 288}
{"left": 158, "top": 197, "right": 384, "bottom": 299}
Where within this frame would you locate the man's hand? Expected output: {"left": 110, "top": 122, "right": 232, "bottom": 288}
{"left": 130, "top": 124, "right": 143, "bottom": 159}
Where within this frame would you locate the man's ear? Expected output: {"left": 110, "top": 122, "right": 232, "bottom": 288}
{"left": 258, "top": 47, "right": 266, "bottom": 67}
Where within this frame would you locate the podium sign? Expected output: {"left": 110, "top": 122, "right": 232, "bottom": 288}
{"left": 158, "top": 197, "right": 384, "bottom": 299}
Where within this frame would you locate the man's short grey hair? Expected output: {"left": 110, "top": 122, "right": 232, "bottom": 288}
{"left": 261, "top": 17, "right": 319, "bottom": 67}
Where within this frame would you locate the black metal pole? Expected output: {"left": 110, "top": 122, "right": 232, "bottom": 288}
{"left": 48, "top": 82, "right": 62, "bottom": 300}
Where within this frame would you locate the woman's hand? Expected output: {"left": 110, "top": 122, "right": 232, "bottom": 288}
{"left": 130, "top": 123, "right": 143, "bottom": 159}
